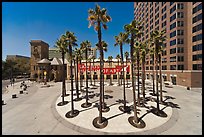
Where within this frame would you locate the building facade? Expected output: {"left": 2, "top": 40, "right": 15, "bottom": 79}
{"left": 6, "top": 55, "right": 30, "bottom": 61}
{"left": 134, "top": 2, "right": 202, "bottom": 87}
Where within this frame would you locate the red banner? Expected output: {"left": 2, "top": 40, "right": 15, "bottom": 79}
{"left": 78, "top": 64, "right": 130, "bottom": 74}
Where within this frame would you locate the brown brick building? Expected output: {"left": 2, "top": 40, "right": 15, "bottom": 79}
{"left": 134, "top": 2, "right": 202, "bottom": 87}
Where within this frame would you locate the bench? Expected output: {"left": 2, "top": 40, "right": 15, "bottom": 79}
{"left": 19, "top": 90, "right": 24, "bottom": 94}
{"left": 12, "top": 94, "right": 17, "bottom": 98}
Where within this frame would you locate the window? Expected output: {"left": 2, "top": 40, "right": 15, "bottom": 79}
{"left": 177, "top": 21, "right": 184, "bottom": 27}
{"left": 177, "top": 56, "right": 184, "bottom": 62}
{"left": 146, "top": 66, "right": 149, "bottom": 70}
{"left": 155, "top": 13, "right": 159, "bottom": 20}
{"left": 192, "top": 44, "right": 202, "bottom": 51}
{"left": 162, "top": 58, "right": 167, "bottom": 63}
{"left": 177, "top": 3, "right": 184, "bottom": 9}
{"left": 192, "top": 54, "right": 202, "bottom": 61}
{"left": 170, "top": 22, "right": 176, "bottom": 30}
{"left": 145, "top": 29, "right": 149, "bottom": 33}
{"left": 155, "top": 6, "right": 159, "bottom": 13}
{"left": 146, "top": 34, "right": 149, "bottom": 39}
{"left": 150, "top": 66, "right": 153, "bottom": 70}
{"left": 193, "top": 64, "right": 202, "bottom": 70}
{"left": 162, "top": 21, "right": 166, "bottom": 28}
{"left": 177, "top": 47, "right": 184, "bottom": 53}
{"left": 177, "top": 39, "right": 184, "bottom": 44}
{"left": 177, "top": 30, "right": 184, "bottom": 35}
{"left": 177, "top": 12, "right": 184, "bottom": 18}
{"left": 162, "top": 2, "right": 166, "bottom": 6}
{"left": 170, "top": 65, "right": 176, "bottom": 70}
{"left": 162, "top": 50, "right": 167, "bottom": 56}
{"left": 192, "top": 34, "right": 202, "bottom": 42}
{"left": 192, "top": 13, "right": 202, "bottom": 23}
{"left": 192, "top": 23, "right": 202, "bottom": 33}
{"left": 155, "top": 26, "right": 159, "bottom": 30}
{"left": 162, "top": 65, "right": 167, "bottom": 70}
{"left": 178, "top": 65, "right": 184, "bottom": 70}
{"left": 170, "top": 48, "right": 176, "bottom": 54}
{"left": 170, "top": 30, "right": 176, "bottom": 38}
{"left": 170, "top": 13, "right": 176, "bottom": 22}
{"left": 170, "top": 56, "right": 176, "bottom": 62}
{"left": 170, "top": 2, "right": 174, "bottom": 6}
{"left": 162, "top": 13, "right": 166, "bottom": 20}
{"left": 162, "top": 6, "right": 166, "bottom": 13}
{"left": 150, "top": 18, "right": 153, "bottom": 24}
{"left": 193, "top": 3, "right": 202, "bottom": 14}
{"left": 170, "top": 39, "right": 176, "bottom": 46}
{"left": 170, "top": 5, "right": 176, "bottom": 14}
{"left": 155, "top": 20, "right": 159, "bottom": 26}
{"left": 150, "top": 25, "right": 153, "bottom": 30}
{"left": 162, "top": 43, "right": 167, "bottom": 48}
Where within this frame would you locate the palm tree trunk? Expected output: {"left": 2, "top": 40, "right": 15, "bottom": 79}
{"left": 76, "top": 56, "right": 79, "bottom": 99}
{"left": 152, "top": 55, "right": 155, "bottom": 95}
{"left": 142, "top": 59, "right": 145, "bottom": 99}
{"left": 137, "top": 52, "right": 140, "bottom": 106}
{"left": 120, "top": 44, "right": 126, "bottom": 108}
{"left": 155, "top": 53, "right": 160, "bottom": 111}
{"left": 90, "top": 61, "right": 92, "bottom": 85}
{"left": 130, "top": 36, "right": 138, "bottom": 123}
{"left": 79, "top": 59, "right": 83, "bottom": 92}
{"left": 102, "top": 50, "right": 105, "bottom": 109}
{"left": 98, "top": 20, "right": 103, "bottom": 123}
{"left": 62, "top": 52, "right": 65, "bottom": 104}
{"left": 69, "top": 46, "right": 74, "bottom": 113}
{"left": 117, "top": 60, "right": 120, "bottom": 86}
{"left": 126, "top": 58, "right": 128, "bottom": 87}
{"left": 159, "top": 54, "right": 163, "bottom": 102}
{"left": 85, "top": 48, "right": 89, "bottom": 105}
{"left": 93, "top": 58, "right": 96, "bottom": 86}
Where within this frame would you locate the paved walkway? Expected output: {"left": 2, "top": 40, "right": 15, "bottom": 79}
{"left": 2, "top": 80, "right": 202, "bottom": 135}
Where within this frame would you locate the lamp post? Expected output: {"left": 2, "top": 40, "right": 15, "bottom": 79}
{"left": 44, "top": 71, "right": 47, "bottom": 85}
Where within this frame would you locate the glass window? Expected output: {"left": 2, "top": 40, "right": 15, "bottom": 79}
{"left": 162, "top": 2, "right": 166, "bottom": 6}
{"left": 170, "top": 2, "right": 174, "bottom": 6}
{"left": 177, "top": 47, "right": 184, "bottom": 53}
{"left": 162, "top": 21, "right": 166, "bottom": 28}
{"left": 193, "top": 64, "right": 202, "bottom": 70}
{"left": 162, "top": 13, "right": 166, "bottom": 20}
{"left": 155, "top": 20, "right": 159, "bottom": 26}
{"left": 162, "top": 65, "right": 167, "bottom": 70}
{"left": 177, "top": 3, "right": 184, "bottom": 9}
{"left": 177, "top": 21, "right": 184, "bottom": 27}
{"left": 170, "top": 22, "right": 176, "bottom": 30}
{"left": 155, "top": 13, "right": 159, "bottom": 20}
{"left": 192, "top": 34, "right": 202, "bottom": 42}
{"left": 177, "top": 56, "right": 184, "bottom": 62}
{"left": 177, "top": 38, "right": 184, "bottom": 44}
{"left": 170, "top": 13, "right": 176, "bottom": 22}
{"left": 170, "top": 65, "right": 176, "bottom": 70}
{"left": 192, "top": 54, "right": 202, "bottom": 61}
{"left": 192, "top": 3, "right": 202, "bottom": 14}
{"left": 170, "top": 48, "right": 176, "bottom": 54}
{"left": 170, "top": 39, "right": 176, "bottom": 46}
{"left": 177, "top": 65, "right": 184, "bottom": 70}
{"left": 170, "top": 30, "right": 176, "bottom": 38}
{"left": 177, "top": 30, "right": 184, "bottom": 35}
{"left": 177, "top": 12, "right": 184, "bottom": 18}
{"left": 192, "top": 23, "right": 202, "bottom": 33}
{"left": 192, "top": 13, "right": 202, "bottom": 23}
{"left": 192, "top": 44, "right": 202, "bottom": 52}
{"left": 170, "top": 56, "right": 176, "bottom": 62}
{"left": 162, "top": 6, "right": 166, "bottom": 13}
{"left": 170, "top": 5, "right": 176, "bottom": 14}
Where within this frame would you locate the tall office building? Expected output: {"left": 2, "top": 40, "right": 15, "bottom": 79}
{"left": 134, "top": 2, "right": 202, "bottom": 87}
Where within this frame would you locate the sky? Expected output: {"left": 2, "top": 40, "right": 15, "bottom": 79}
{"left": 2, "top": 2, "right": 134, "bottom": 61}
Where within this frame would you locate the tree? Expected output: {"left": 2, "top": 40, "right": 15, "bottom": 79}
{"left": 88, "top": 4, "right": 111, "bottom": 128}
{"left": 150, "top": 30, "right": 166, "bottom": 116}
{"left": 116, "top": 54, "right": 121, "bottom": 86}
{"left": 63, "top": 31, "right": 79, "bottom": 118}
{"left": 92, "top": 56, "right": 96, "bottom": 86}
{"left": 140, "top": 40, "right": 149, "bottom": 102}
{"left": 124, "top": 51, "right": 129, "bottom": 87}
{"left": 124, "top": 20, "right": 145, "bottom": 128}
{"left": 55, "top": 37, "right": 68, "bottom": 106}
{"left": 108, "top": 56, "right": 113, "bottom": 86}
{"left": 80, "top": 40, "right": 92, "bottom": 108}
{"left": 114, "top": 32, "right": 129, "bottom": 112}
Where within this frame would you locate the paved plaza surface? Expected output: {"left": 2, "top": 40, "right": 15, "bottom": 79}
{"left": 2, "top": 79, "right": 202, "bottom": 135}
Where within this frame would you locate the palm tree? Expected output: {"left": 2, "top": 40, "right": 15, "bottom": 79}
{"left": 116, "top": 54, "right": 121, "bottom": 86}
{"left": 158, "top": 47, "right": 164, "bottom": 102}
{"left": 150, "top": 30, "right": 166, "bottom": 116}
{"left": 55, "top": 36, "right": 68, "bottom": 106}
{"left": 63, "top": 31, "right": 79, "bottom": 118}
{"left": 108, "top": 56, "right": 113, "bottom": 86}
{"left": 78, "top": 48, "right": 84, "bottom": 92}
{"left": 92, "top": 56, "right": 96, "bottom": 86}
{"left": 88, "top": 55, "right": 93, "bottom": 86}
{"left": 73, "top": 48, "right": 82, "bottom": 101}
{"left": 133, "top": 41, "right": 142, "bottom": 107}
{"left": 80, "top": 40, "right": 92, "bottom": 108}
{"left": 140, "top": 41, "right": 149, "bottom": 102}
{"left": 149, "top": 44, "right": 156, "bottom": 96}
{"left": 124, "top": 20, "right": 145, "bottom": 128}
{"left": 125, "top": 51, "right": 129, "bottom": 87}
{"left": 88, "top": 4, "right": 111, "bottom": 128}
{"left": 114, "top": 32, "right": 129, "bottom": 112}
{"left": 96, "top": 41, "right": 109, "bottom": 112}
